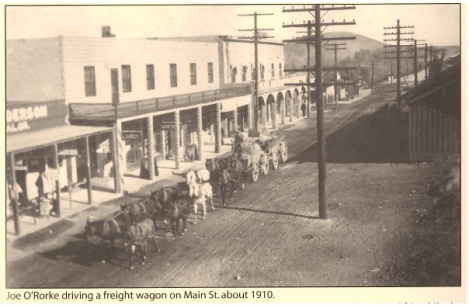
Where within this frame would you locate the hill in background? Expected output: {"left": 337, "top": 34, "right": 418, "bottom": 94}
{"left": 284, "top": 31, "right": 384, "bottom": 68}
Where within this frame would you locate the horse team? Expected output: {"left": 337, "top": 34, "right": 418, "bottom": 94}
{"left": 85, "top": 154, "right": 249, "bottom": 270}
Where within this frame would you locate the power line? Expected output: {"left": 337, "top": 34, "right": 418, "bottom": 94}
{"left": 283, "top": 5, "right": 356, "bottom": 220}
{"left": 238, "top": 12, "right": 274, "bottom": 132}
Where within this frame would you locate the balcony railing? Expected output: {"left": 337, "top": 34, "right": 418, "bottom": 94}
{"left": 69, "top": 84, "right": 252, "bottom": 121}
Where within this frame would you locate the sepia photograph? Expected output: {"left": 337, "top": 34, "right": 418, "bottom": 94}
{"left": 3, "top": 2, "right": 464, "bottom": 303}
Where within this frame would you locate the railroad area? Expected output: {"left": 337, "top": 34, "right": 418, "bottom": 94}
{"left": 6, "top": 83, "right": 460, "bottom": 287}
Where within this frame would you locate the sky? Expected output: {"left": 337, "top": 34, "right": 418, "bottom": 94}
{"left": 5, "top": 3, "right": 462, "bottom": 46}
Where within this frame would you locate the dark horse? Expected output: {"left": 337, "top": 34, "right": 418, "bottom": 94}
{"left": 149, "top": 186, "right": 189, "bottom": 236}
{"left": 85, "top": 211, "right": 132, "bottom": 265}
{"left": 165, "top": 199, "right": 193, "bottom": 236}
{"left": 205, "top": 157, "right": 231, "bottom": 193}
{"left": 124, "top": 217, "right": 159, "bottom": 270}
{"left": 218, "top": 156, "right": 246, "bottom": 207}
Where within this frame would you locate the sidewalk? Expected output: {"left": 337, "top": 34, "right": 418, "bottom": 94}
{"left": 6, "top": 117, "right": 304, "bottom": 243}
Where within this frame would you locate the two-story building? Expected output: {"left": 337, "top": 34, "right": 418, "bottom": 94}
{"left": 6, "top": 28, "right": 305, "bottom": 234}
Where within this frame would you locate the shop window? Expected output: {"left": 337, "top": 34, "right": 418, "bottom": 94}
{"left": 146, "top": 64, "right": 155, "bottom": 90}
{"left": 122, "top": 65, "right": 132, "bottom": 92}
{"left": 190, "top": 63, "right": 197, "bottom": 85}
{"left": 207, "top": 62, "right": 214, "bottom": 83}
{"left": 84, "top": 66, "right": 96, "bottom": 97}
{"left": 170, "top": 64, "right": 178, "bottom": 88}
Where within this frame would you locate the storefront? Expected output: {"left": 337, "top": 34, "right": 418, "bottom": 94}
{"left": 6, "top": 100, "right": 117, "bottom": 235}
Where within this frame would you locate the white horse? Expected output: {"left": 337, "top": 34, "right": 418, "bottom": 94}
{"left": 186, "top": 169, "right": 211, "bottom": 198}
{"left": 193, "top": 182, "right": 214, "bottom": 223}
{"left": 186, "top": 170, "right": 199, "bottom": 198}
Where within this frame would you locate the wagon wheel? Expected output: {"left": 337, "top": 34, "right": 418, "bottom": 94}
{"left": 251, "top": 163, "right": 259, "bottom": 182}
{"left": 280, "top": 144, "right": 288, "bottom": 163}
{"left": 261, "top": 155, "right": 269, "bottom": 175}
{"left": 271, "top": 151, "right": 279, "bottom": 169}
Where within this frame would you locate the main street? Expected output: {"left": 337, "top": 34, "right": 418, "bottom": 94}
{"left": 8, "top": 83, "right": 415, "bottom": 287}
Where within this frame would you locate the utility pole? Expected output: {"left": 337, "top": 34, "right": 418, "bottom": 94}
{"left": 425, "top": 43, "right": 428, "bottom": 81}
{"left": 412, "top": 39, "right": 426, "bottom": 87}
{"left": 238, "top": 12, "right": 274, "bottom": 132}
{"left": 325, "top": 43, "right": 347, "bottom": 102}
{"left": 384, "top": 19, "right": 414, "bottom": 105}
{"left": 283, "top": 4, "right": 356, "bottom": 220}
{"left": 414, "top": 39, "right": 418, "bottom": 86}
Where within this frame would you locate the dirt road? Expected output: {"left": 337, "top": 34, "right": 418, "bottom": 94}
{"left": 6, "top": 83, "right": 460, "bottom": 288}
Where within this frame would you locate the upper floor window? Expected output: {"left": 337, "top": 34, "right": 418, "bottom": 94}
{"left": 279, "top": 63, "right": 283, "bottom": 77}
{"left": 260, "top": 64, "right": 265, "bottom": 81}
{"left": 190, "top": 63, "right": 197, "bottom": 85}
{"left": 231, "top": 66, "right": 237, "bottom": 83}
{"left": 146, "top": 64, "right": 155, "bottom": 90}
{"left": 84, "top": 66, "right": 96, "bottom": 97}
{"left": 251, "top": 64, "right": 255, "bottom": 81}
{"left": 207, "top": 62, "right": 214, "bottom": 83}
{"left": 121, "top": 65, "right": 132, "bottom": 92}
{"left": 242, "top": 66, "right": 247, "bottom": 82}
{"left": 170, "top": 64, "right": 178, "bottom": 88}
{"left": 271, "top": 63, "right": 275, "bottom": 78}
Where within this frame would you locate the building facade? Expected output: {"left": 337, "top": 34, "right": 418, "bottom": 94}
{"left": 7, "top": 30, "right": 305, "bottom": 219}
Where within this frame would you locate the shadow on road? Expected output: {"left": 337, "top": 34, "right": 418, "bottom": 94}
{"left": 288, "top": 105, "right": 409, "bottom": 164}
{"left": 222, "top": 205, "right": 318, "bottom": 220}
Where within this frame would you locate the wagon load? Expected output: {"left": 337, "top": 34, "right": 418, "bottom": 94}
{"left": 231, "top": 130, "right": 287, "bottom": 181}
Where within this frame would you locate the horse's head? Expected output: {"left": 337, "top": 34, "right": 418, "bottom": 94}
{"left": 85, "top": 215, "right": 103, "bottom": 243}
{"left": 186, "top": 170, "right": 196, "bottom": 185}
{"left": 205, "top": 159, "right": 213, "bottom": 171}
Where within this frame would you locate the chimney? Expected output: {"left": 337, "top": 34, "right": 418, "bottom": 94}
{"left": 102, "top": 26, "right": 115, "bottom": 38}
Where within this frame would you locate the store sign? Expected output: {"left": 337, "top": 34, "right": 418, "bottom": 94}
{"left": 6, "top": 105, "right": 48, "bottom": 133}
{"left": 6, "top": 101, "right": 68, "bottom": 134}
{"left": 122, "top": 131, "right": 142, "bottom": 144}
{"left": 161, "top": 121, "right": 176, "bottom": 130}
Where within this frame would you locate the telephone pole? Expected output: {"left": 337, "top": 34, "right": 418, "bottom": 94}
{"left": 384, "top": 19, "right": 414, "bottom": 105}
{"left": 325, "top": 43, "right": 347, "bottom": 102}
{"left": 413, "top": 39, "right": 426, "bottom": 87}
{"left": 283, "top": 4, "right": 356, "bottom": 220}
{"left": 238, "top": 12, "right": 274, "bottom": 132}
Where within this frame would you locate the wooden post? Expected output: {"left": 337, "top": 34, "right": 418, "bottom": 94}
{"left": 147, "top": 115, "right": 155, "bottom": 180}
{"left": 247, "top": 100, "right": 253, "bottom": 131}
{"left": 261, "top": 99, "right": 267, "bottom": 131}
{"left": 280, "top": 97, "right": 285, "bottom": 125}
{"left": 85, "top": 136, "right": 92, "bottom": 204}
{"left": 315, "top": 5, "right": 327, "bottom": 219}
{"left": 306, "top": 21, "right": 312, "bottom": 118}
{"left": 9, "top": 153, "right": 20, "bottom": 235}
{"left": 53, "top": 143, "right": 61, "bottom": 217}
{"left": 233, "top": 109, "right": 238, "bottom": 132}
{"left": 215, "top": 103, "right": 222, "bottom": 153}
{"left": 111, "top": 129, "right": 121, "bottom": 193}
{"left": 161, "top": 129, "right": 166, "bottom": 161}
{"left": 197, "top": 106, "right": 204, "bottom": 160}
{"left": 174, "top": 111, "right": 181, "bottom": 169}
{"left": 271, "top": 99, "right": 277, "bottom": 129}
{"left": 289, "top": 96, "right": 293, "bottom": 122}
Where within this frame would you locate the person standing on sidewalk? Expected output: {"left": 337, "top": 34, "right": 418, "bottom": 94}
{"left": 301, "top": 102, "right": 306, "bottom": 117}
